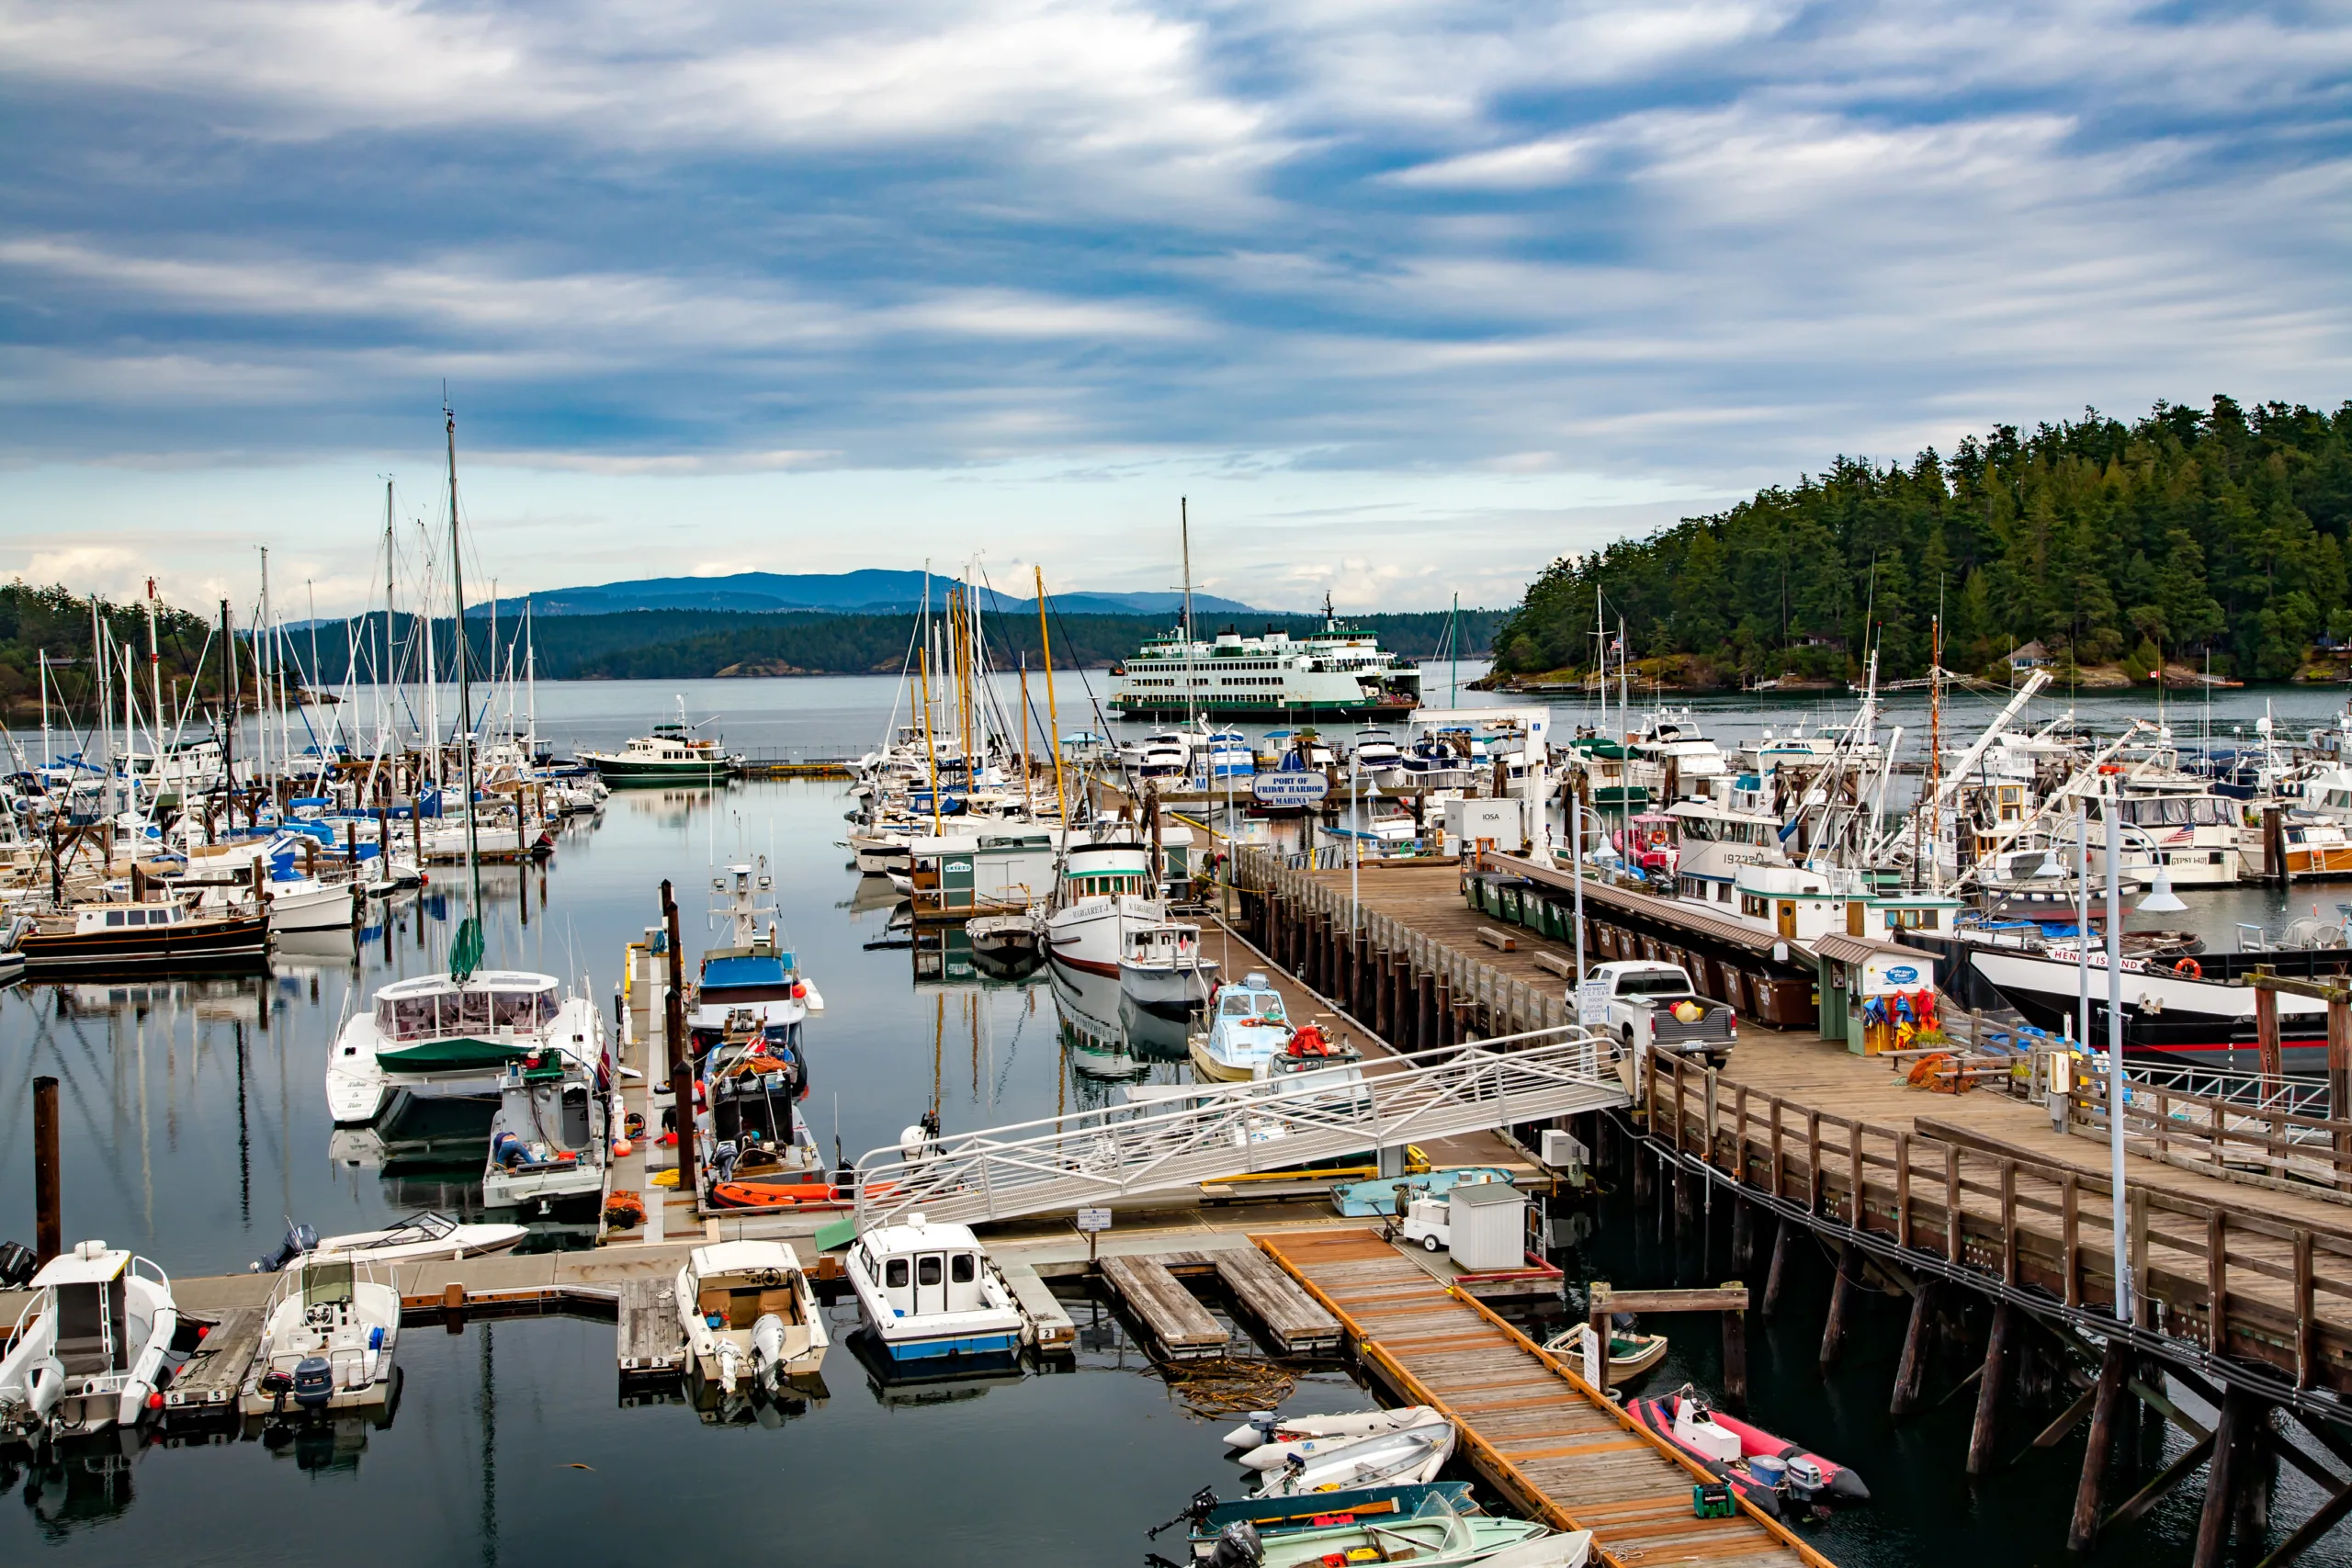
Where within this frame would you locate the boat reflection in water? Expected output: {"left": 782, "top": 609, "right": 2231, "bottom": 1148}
{"left": 687, "top": 1370, "right": 829, "bottom": 1429}
{"left": 1049, "top": 959, "right": 1193, "bottom": 1112}
{"left": 842, "top": 1321, "right": 1024, "bottom": 1408}
{"left": 6, "top": 1448, "right": 140, "bottom": 1538}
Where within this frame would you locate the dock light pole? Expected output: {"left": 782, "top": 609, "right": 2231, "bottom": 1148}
{"left": 1570, "top": 780, "right": 1586, "bottom": 983}
{"left": 2104, "top": 781, "right": 2130, "bottom": 1322}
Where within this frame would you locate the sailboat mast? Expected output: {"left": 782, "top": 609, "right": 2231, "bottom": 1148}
{"left": 447, "top": 403, "right": 482, "bottom": 900}
{"left": 1019, "top": 657, "right": 1034, "bottom": 818}
{"left": 1928, "top": 615, "right": 1942, "bottom": 894}
{"left": 383, "top": 481, "right": 397, "bottom": 749}
{"left": 525, "top": 600, "right": 537, "bottom": 757}
{"left": 144, "top": 578, "right": 164, "bottom": 762}
{"left": 1036, "top": 567, "right": 1068, "bottom": 835}
{"left": 918, "top": 647, "right": 943, "bottom": 835}
{"left": 1180, "top": 498, "right": 1197, "bottom": 746}
{"left": 1449, "top": 590, "right": 1459, "bottom": 706}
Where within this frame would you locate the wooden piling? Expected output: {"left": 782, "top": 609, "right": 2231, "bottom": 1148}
{"left": 2195, "top": 1389, "right": 2255, "bottom": 1568}
{"left": 1731, "top": 1196, "right": 1754, "bottom": 1276}
{"left": 1891, "top": 1278, "right": 1939, "bottom": 1416}
{"left": 1820, "top": 1241, "right": 1859, "bottom": 1371}
{"left": 1762, "top": 1216, "right": 1791, "bottom": 1321}
{"left": 662, "top": 881, "right": 686, "bottom": 1077}
{"left": 1723, "top": 1294, "right": 1750, "bottom": 1415}
{"left": 2067, "top": 1340, "right": 2132, "bottom": 1551}
{"left": 1967, "top": 1302, "right": 2015, "bottom": 1476}
{"left": 33, "top": 1075, "right": 61, "bottom": 1265}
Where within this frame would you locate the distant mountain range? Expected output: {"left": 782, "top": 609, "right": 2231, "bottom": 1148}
{"left": 461, "top": 570, "right": 1270, "bottom": 620}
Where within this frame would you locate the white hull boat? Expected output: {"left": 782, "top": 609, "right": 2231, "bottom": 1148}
{"left": 325, "top": 969, "right": 604, "bottom": 1124}
{"left": 0, "top": 1241, "right": 178, "bottom": 1445}
{"left": 678, "top": 1241, "right": 828, "bottom": 1390}
{"left": 483, "top": 1055, "right": 609, "bottom": 1206}
{"left": 1226, "top": 1403, "right": 1442, "bottom": 1451}
{"left": 845, "top": 1212, "right": 1030, "bottom": 1361}
{"left": 265, "top": 878, "right": 358, "bottom": 932}
{"left": 305, "top": 1211, "right": 528, "bottom": 1267}
{"left": 1249, "top": 1415, "right": 1456, "bottom": 1496}
{"left": 239, "top": 1256, "right": 401, "bottom": 1416}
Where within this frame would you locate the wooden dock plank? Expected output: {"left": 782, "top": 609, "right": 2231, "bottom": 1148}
{"left": 1160, "top": 1247, "right": 1342, "bottom": 1352}
{"left": 615, "top": 1275, "right": 685, "bottom": 1374}
{"left": 1101, "top": 1255, "right": 1228, "bottom": 1359}
{"left": 164, "top": 1306, "right": 261, "bottom": 1411}
{"left": 1257, "top": 1228, "right": 1831, "bottom": 1568}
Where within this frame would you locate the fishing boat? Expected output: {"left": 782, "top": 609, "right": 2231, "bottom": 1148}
{"left": 1541, "top": 1322, "right": 1669, "bottom": 1384}
{"left": 481, "top": 1053, "right": 607, "bottom": 1207}
{"left": 1248, "top": 1412, "right": 1456, "bottom": 1497}
{"left": 676, "top": 1241, "right": 828, "bottom": 1391}
{"left": 0, "top": 1240, "right": 179, "bottom": 1445}
{"left": 967, "top": 910, "right": 1046, "bottom": 975}
{"left": 580, "top": 707, "right": 741, "bottom": 784}
{"left": 843, "top": 1212, "right": 1030, "bottom": 1361}
{"left": 1120, "top": 915, "right": 1219, "bottom": 1015}
{"left": 1329, "top": 1168, "right": 1514, "bottom": 1219}
{"left": 1626, "top": 1387, "right": 1867, "bottom": 1517}
{"left": 237, "top": 1255, "right": 401, "bottom": 1417}
{"left": 1046, "top": 840, "right": 1159, "bottom": 976}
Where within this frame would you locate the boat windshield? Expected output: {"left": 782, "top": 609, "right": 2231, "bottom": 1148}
{"left": 1222, "top": 993, "right": 1286, "bottom": 1021}
{"left": 301, "top": 1258, "right": 356, "bottom": 1307}
{"left": 375, "top": 1212, "right": 457, "bottom": 1246}
{"left": 379, "top": 983, "right": 558, "bottom": 1040}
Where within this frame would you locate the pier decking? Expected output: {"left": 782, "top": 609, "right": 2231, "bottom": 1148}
{"left": 1099, "top": 1246, "right": 1342, "bottom": 1359}
{"left": 1260, "top": 1228, "right": 1824, "bottom": 1568}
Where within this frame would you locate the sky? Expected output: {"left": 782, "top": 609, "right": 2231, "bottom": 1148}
{"left": 3, "top": 1, "right": 2348, "bottom": 617}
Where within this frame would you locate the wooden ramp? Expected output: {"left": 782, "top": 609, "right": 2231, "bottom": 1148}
{"left": 163, "top": 1307, "right": 262, "bottom": 1416}
{"left": 1258, "top": 1229, "right": 1829, "bottom": 1568}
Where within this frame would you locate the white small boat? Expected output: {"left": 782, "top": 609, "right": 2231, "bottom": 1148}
{"left": 482, "top": 1054, "right": 608, "bottom": 1207}
{"left": 844, "top": 1212, "right": 1029, "bottom": 1362}
{"left": 306, "top": 1210, "right": 527, "bottom": 1266}
{"left": 1250, "top": 1414, "right": 1456, "bottom": 1497}
{"left": 1118, "top": 917, "right": 1217, "bottom": 1013}
{"left": 1225, "top": 1403, "right": 1442, "bottom": 1452}
{"left": 0, "top": 1240, "right": 178, "bottom": 1444}
{"left": 1540, "top": 1322, "right": 1670, "bottom": 1384}
{"left": 677, "top": 1241, "right": 828, "bottom": 1391}
{"left": 239, "top": 1255, "right": 401, "bottom": 1416}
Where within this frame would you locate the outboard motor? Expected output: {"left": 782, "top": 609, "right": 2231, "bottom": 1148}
{"left": 0, "top": 1240, "right": 36, "bottom": 1290}
{"left": 750, "top": 1314, "right": 786, "bottom": 1383}
{"left": 1231, "top": 1410, "right": 1280, "bottom": 1451}
{"left": 1781, "top": 1455, "right": 1827, "bottom": 1503}
{"left": 250, "top": 1221, "right": 318, "bottom": 1274}
{"left": 291, "top": 1356, "right": 334, "bottom": 1410}
{"left": 1206, "top": 1521, "right": 1263, "bottom": 1568}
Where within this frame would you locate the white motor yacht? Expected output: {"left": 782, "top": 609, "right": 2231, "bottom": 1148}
{"left": 1117, "top": 916, "right": 1218, "bottom": 1015}
{"left": 325, "top": 968, "right": 604, "bottom": 1124}
{"left": 0, "top": 1240, "right": 178, "bottom": 1444}
{"left": 483, "top": 1055, "right": 609, "bottom": 1207}
{"left": 306, "top": 1211, "right": 527, "bottom": 1266}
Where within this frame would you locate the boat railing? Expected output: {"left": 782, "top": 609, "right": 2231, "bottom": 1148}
{"left": 127, "top": 1255, "right": 170, "bottom": 1292}
{"left": 852, "top": 1021, "right": 1627, "bottom": 1231}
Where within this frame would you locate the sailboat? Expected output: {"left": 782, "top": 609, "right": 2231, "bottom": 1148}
{"left": 323, "top": 407, "right": 605, "bottom": 1126}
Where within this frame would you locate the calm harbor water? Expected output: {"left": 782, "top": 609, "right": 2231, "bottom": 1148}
{"left": 3, "top": 673, "right": 2347, "bottom": 1565}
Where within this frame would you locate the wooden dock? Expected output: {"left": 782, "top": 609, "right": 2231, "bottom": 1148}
{"left": 1100, "top": 1246, "right": 1345, "bottom": 1359}
{"left": 1260, "top": 1228, "right": 1825, "bottom": 1568}
{"left": 163, "top": 1307, "right": 261, "bottom": 1416}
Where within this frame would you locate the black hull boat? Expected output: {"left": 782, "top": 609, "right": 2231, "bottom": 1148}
{"left": 1967, "top": 942, "right": 2344, "bottom": 1070}
{"left": 17, "top": 911, "right": 270, "bottom": 975}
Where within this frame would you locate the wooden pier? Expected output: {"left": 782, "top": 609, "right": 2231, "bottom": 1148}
{"left": 1230, "top": 844, "right": 2352, "bottom": 1568}
{"left": 1260, "top": 1228, "right": 1826, "bottom": 1568}
{"left": 1100, "top": 1247, "right": 1342, "bottom": 1359}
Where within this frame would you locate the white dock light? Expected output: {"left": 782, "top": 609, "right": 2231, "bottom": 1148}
{"left": 2137, "top": 862, "right": 2188, "bottom": 916}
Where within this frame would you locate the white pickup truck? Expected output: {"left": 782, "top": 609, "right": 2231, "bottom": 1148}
{"left": 1591, "top": 961, "right": 1737, "bottom": 1067}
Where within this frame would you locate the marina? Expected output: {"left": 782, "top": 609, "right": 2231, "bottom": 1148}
{"left": 12, "top": 671, "right": 2352, "bottom": 1568}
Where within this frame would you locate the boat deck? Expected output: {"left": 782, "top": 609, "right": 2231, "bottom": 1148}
{"left": 1259, "top": 1228, "right": 1825, "bottom": 1568}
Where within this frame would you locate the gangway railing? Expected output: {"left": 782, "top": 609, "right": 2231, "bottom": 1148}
{"left": 853, "top": 1023, "right": 1628, "bottom": 1232}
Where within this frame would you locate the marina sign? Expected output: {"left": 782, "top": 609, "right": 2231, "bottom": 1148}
{"left": 1251, "top": 772, "right": 1331, "bottom": 808}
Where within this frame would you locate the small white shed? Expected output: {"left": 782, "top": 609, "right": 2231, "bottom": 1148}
{"left": 1448, "top": 1180, "right": 1528, "bottom": 1271}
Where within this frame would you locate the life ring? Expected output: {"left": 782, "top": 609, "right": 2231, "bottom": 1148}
{"left": 2174, "top": 957, "right": 2202, "bottom": 979}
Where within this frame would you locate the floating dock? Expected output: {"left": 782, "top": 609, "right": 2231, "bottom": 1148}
{"left": 1259, "top": 1228, "right": 1826, "bottom": 1568}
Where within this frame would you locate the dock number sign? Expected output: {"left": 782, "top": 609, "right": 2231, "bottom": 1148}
{"left": 1075, "top": 1207, "right": 1113, "bottom": 1233}
{"left": 1251, "top": 772, "right": 1330, "bottom": 808}
{"left": 1577, "top": 977, "right": 1611, "bottom": 1026}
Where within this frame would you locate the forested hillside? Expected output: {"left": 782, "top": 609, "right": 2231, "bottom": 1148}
{"left": 0, "top": 583, "right": 224, "bottom": 726}
{"left": 1492, "top": 396, "right": 2352, "bottom": 684}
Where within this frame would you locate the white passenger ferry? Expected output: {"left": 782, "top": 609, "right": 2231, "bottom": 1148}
{"left": 1107, "top": 598, "right": 1420, "bottom": 720}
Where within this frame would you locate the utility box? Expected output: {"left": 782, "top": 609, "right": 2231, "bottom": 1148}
{"left": 1447, "top": 1180, "right": 1528, "bottom": 1271}
{"left": 1443, "top": 797, "right": 1526, "bottom": 852}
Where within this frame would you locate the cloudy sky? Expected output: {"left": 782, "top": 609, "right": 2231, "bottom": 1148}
{"left": 3, "top": 1, "right": 2347, "bottom": 615}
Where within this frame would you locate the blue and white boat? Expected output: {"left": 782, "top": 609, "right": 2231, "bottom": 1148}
{"left": 844, "top": 1213, "right": 1030, "bottom": 1361}
{"left": 1188, "top": 972, "right": 1296, "bottom": 1082}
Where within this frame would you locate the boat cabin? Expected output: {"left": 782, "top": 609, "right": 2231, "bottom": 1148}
{"left": 1058, "top": 844, "right": 1154, "bottom": 902}
{"left": 372, "top": 972, "right": 563, "bottom": 1041}
{"left": 854, "top": 1214, "right": 996, "bottom": 1322}
{"left": 72, "top": 900, "right": 195, "bottom": 935}
{"left": 28, "top": 1243, "right": 163, "bottom": 1383}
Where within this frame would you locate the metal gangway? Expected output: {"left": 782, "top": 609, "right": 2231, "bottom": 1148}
{"left": 853, "top": 1023, "right": 1629, "bottom": 1232}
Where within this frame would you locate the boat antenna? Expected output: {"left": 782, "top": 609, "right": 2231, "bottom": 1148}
{"left": 446, "top": 400, "right": 485, "bottom": 980}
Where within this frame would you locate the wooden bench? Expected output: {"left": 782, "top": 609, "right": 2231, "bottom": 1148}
{"left": 1476, "top": 926, "right": 1517, "bottom": 953}
{"left": 1532, "top": 952, "right": 1577, "bottom": 980}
